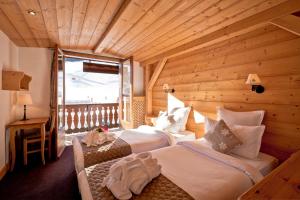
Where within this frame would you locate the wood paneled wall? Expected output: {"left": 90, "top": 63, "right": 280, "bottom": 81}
{"left": 151, "top": 25, "right": 300, "bottom": 162}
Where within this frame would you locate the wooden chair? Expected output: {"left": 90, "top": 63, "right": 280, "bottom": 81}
{"left": 23, "top": 113, "right": 55, "bottom": 165}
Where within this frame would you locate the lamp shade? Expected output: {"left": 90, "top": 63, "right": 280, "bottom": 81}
{"left": 17, "top": 93, "right": 32, "bottom": 105}
{"left": 245, "top": 74, "right": 261, "bottom": 85}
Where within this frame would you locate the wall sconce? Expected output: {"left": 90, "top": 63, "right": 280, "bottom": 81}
{"left": 163, "top": 83, "right": 175, "bottom": 93}
{"left": 245, "top": 74, "right": 264, "bottom": 93}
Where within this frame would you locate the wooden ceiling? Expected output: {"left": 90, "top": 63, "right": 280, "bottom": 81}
{"left": 0, "top": 0, "right": 297, "bottom": 62}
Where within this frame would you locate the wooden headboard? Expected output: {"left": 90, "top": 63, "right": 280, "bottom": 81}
{"left": 151, "top": 25, "right": 300, "bottom": 162}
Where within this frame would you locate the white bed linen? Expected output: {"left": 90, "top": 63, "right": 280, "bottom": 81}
{"left": 117, "top": 125, "right": 172, "bottom": 153}
{"left": 151, "top": 141, "right": 263, "bottom": 200}
{"left": 73, "top": 126, "right": 195, "bottom": 174}
{"left": 196, "top": 138, "right": 279, "bottom": 176}
{"left": 78, "top": 140, "right": 264, "bottom": 200}
{"left": 230, "top": 152, "right": 279, "bottom": 176}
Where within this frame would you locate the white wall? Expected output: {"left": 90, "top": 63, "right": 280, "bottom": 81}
{"left": 133, "top": 61, "right": 144, "bottom": 96}
{"left": 0, "top": 31, "right": 19, "bottom": 169}
{"left": 17, "top": 48, "right": 52, "bottom": 119}
{"left": 0, "top": 31, "right": 51, "bottom": 170}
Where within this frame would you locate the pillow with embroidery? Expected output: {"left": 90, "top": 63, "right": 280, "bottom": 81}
{"left": 204, "top": 120, "right": 242, "bottom": 154}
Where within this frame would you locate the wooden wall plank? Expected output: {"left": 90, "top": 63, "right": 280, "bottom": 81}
{"left": 136, "top": 0, "right": 286, "bottom": 61}
{"left": 69, "top": 0, "right": 89, "bottom": 48}
{"left": 105, "top": 0, "right": 181, "bottom": 53}
{"left": 39, "top": 0, "right": 59, "bottom": 46}
{"left": 88, "top": 0, "right": 123, "bottom": 49}
{"left": 0, "top": 0, "right": 38, "bottom": 46}
{"left": 0, "top": 7, "right": 26, "bottom": 46}
{"left": 122, "top": 0, "right": 221, "bottom": 57}
{"left": 152, "top": 25, "right": 300, "bottom": 161}
{"left": 56, "top": 0, "right": 73, "bottom": 48}
{"left": 270, "top": 14, "right": 300, "bottom": 36}
{"left": 97, "top": 0, "right": 159, "bottom": 54}
{"left": 77, "top": 0, "right": 108, "bottom": 49}
{"left": 16, "top": 0, "right": 51, "bottom": 47}
{"left": 141, "top": 0, "right": 300, "bottom": 65}
{"left": 117, "top": 0, "right": 200, "bottom": 56}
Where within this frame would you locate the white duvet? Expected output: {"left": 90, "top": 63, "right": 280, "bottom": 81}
{"left": 78, "top": 140, "right": 264, "bottom": 200}
{"left": 117, "top": 125, "right": 175, "bottom": 152}
{"left": 151, "top": 141, "right": 263, "bottom": 200}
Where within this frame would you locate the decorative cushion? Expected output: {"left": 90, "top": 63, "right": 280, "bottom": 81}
{"left": 217, "top": 107, "right": 265, "bottom": 126}
{"left": 230, "top": 125, "right": 265, "bottom": 159}
{"left": 204, "top": 120, "right": 242, "bottom": 154}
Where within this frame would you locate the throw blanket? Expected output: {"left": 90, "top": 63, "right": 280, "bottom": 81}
{"left": 83, "top": 158, "right": 194, "bottom": 200}
{"left": 79, "top": 136, "right": 132, "bottom": 168}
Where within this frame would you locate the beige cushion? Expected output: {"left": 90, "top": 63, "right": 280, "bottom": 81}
{"left": 204, "top": 120, "right": 242, "bottom": 154}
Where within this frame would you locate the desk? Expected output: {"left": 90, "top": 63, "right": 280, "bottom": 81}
{"left": 7, "top": 118, "right": 48, "bottom": 171}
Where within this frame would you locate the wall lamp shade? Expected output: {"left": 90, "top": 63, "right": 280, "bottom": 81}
{"left": 245, "top": 74, "right": 264, "bottom": 93}
{"left": 163, "top": 83, "right": 175, "bottom": 93}
{"left": 17, "top": 93, "right": 32, "bottom": 120}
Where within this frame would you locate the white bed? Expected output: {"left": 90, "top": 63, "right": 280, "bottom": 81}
{"left": 73, "top": 125, "right": 195, "bottom": 173}
{"left": 77, "top": 140, "right": 278, "bottom": 200}
{"left": 116, "top": 125, "right": 195, "bottom": 152}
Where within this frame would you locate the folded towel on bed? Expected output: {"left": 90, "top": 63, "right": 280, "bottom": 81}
{"left": 82, "top": 130, "right": 115, "bottom": 147}
{"left": 102, "top": 152, "right": 161, "bottom": 199}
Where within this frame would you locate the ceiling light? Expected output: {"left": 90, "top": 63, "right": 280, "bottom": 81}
{"left": 27, "top": 9, "right": 37, "bottom": 16}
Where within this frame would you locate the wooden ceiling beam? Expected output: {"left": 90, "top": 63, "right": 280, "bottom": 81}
{"left": 62, "top": 50, "right": 122, "bottom": 63}
{"left": 141, "top": 0, "right": 300, "bottom": 65}
{"left": 146, "top": 58, "right": 167, "bottom": 115}
{"left": 147, "top": 58, "right": 168, "bottom": 91}
{"left": 93, "top": 0, "right": 131, "bottom": 53}
{"left": 270, "top": 14, "right": 300, "bottom": 36}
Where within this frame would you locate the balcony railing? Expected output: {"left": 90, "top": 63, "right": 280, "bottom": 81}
{"left": 59, "top": 103, "right": 120, "bottom": 134}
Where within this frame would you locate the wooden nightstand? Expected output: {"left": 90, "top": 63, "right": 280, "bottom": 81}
{"left": 239, "top": 150, "right": 300, "bottom": 199}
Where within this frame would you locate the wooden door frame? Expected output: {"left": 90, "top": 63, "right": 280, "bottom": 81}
{"left": 119, "top": 56, "right": 133, "bottom": 129}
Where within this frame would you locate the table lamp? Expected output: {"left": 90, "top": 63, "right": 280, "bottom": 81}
{"left": 17, "top": 93, "right": 33, "bottom": 120}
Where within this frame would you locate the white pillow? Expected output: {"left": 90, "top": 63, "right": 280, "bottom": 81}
{"left": 230, "top": 125, "right": 265, "bottom": 159}
{"left": 217, "top": 107, "right": 265, "bottom": 126}
{"left": 155, "top": 114, "right": 175, "bottom": 130}
{"left": 168, "top": 107, "right": 191, "bottom": 131}
{"left": 204, "top": 117, "right": 217, "bottom": 134}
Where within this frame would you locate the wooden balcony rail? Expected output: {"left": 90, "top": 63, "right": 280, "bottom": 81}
{"left": 58, "top": 103, "right": 119, "bottom": 134}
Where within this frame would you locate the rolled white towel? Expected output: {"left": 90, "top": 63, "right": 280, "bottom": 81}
{"left": 81, "top": 130, "right": 95, "bottom": 147}
{"left": 129, "top": 152, "right": 161, "bottom": 194}
{"left": 102, "top": 152, "right": 161, "bottom": 199}
{"left": 82, "top": 130, "right": 115, "bottom": 147}
{"left": 102, "top": 156, "right": 138, "bottom": 200}
{"left": 126, "top": 159, "right": 149, "bottom": 195}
